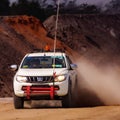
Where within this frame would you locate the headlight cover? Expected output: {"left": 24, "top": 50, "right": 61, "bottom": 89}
{"left": 16, "top": 76, "right": 27, "bottom": 83}
{"left": 54, "top": 75, "right": 67, "bottom": 82}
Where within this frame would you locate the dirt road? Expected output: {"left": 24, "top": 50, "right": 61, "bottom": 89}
{"left": 0, "top": 98, "right": 120, "bottom": 120}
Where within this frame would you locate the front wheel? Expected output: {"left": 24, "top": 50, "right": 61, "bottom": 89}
{"left": 14, "top": 94, "right": 24, "bottom": 109}
{"left": 62, "top": 80, "right": 73, "bottom": 108}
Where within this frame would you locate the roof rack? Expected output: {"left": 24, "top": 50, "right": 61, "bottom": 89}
{"left": 32, "top": 49, "right": 65, "bottom": 53}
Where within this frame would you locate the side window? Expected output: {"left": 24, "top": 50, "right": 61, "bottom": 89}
{"left": 66, "top": 56, "right": 73, "bottom": 64}
{"left": 66, "top": 56, "right": 73, "bottom": 69}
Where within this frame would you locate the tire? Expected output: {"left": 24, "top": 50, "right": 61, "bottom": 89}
{"left": 72, "top": 77, "right": 79, "bottom": 107}
{"left": 14, "top": 94, "right": 24, "bottom": 109}
{"left": 62, "top": 80, "right": 73, "bottom": 108}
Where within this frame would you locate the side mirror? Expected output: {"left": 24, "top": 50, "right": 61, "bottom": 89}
{"left": 10, "top": 65, "right": 18, "bottom": 71}
{"left": 70, "top": 64, "right": 77, "bottom": 69}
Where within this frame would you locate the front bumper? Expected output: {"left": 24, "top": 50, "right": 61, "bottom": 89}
{"left": 14, "top": 79, "right": 68, "bottom": 100}
{"left": 22, "top": 85, "right": 59, "bottom": 99}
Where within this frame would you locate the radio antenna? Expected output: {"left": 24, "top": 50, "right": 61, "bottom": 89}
{"left": 53, "top": 0, "right": 60, "bottom": 68}
{"left": 53, "top": 0, "right": 60, "bottom": 54}
{"left": 51, "top": 0, "right": 60, "bottom": 100}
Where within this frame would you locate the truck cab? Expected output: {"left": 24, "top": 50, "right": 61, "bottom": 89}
{"left": 11, "top": 50, "right": 77, "bottom": 109}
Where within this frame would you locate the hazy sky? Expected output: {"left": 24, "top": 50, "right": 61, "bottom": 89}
{"left": 76, "top": 0, "right": 111, "bottom": 4}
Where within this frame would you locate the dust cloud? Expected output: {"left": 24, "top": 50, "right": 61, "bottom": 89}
{"left": 76, "top": 57, "right": 120, "bottom": 106}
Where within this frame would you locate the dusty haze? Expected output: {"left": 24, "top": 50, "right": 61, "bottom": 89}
{"left": 75, "top": 57, "right": 120, "bottom": 106}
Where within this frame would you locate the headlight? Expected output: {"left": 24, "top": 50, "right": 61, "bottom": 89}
{"left": 16, "top": 76, "right": 27, "bottom": 83}
{"left": 54, "top": 75, "right": 66, "bottom": 82}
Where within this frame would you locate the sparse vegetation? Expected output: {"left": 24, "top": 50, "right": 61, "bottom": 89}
{"left": 0, "top": 0, "right": 102, "bottom": 21}
{"left": 105, "top": 0, "right": 120, "bottom": 14}
{"left": 0, "top": 0, "right": 119, "bottom": 21}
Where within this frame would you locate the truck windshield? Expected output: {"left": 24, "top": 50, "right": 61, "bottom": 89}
{"left": 21, "top": 56, "right": 66, "bottom": 69}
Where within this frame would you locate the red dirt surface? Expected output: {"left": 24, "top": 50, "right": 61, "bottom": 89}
{"left": 0, "top": 100, "right": 120, "bottom": 120}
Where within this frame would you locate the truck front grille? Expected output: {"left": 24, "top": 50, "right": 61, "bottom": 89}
{"left": 27, "top": 76, "right": 54, "bottom": 83}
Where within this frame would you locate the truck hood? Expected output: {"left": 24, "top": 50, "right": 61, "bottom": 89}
{"left": 16, "top": 68, "right": 68, "bottom": 76}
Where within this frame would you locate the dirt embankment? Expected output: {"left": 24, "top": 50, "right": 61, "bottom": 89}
{"left": 1, "top": 14, "right": 120, "bottom": 107}
{"left": 44, "top": 14, "right": 120, "bottom": 65}
{"left": 0, "top": 15, "right": 72, "bottom": 97}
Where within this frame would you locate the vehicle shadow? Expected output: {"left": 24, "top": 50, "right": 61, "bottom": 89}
{"left": 24, "top": 100, "right": 62, "bottom": 109}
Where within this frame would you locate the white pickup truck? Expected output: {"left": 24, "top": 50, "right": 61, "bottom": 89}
{"left": 10, "top": 50, "right": 78, "bottom": 109}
